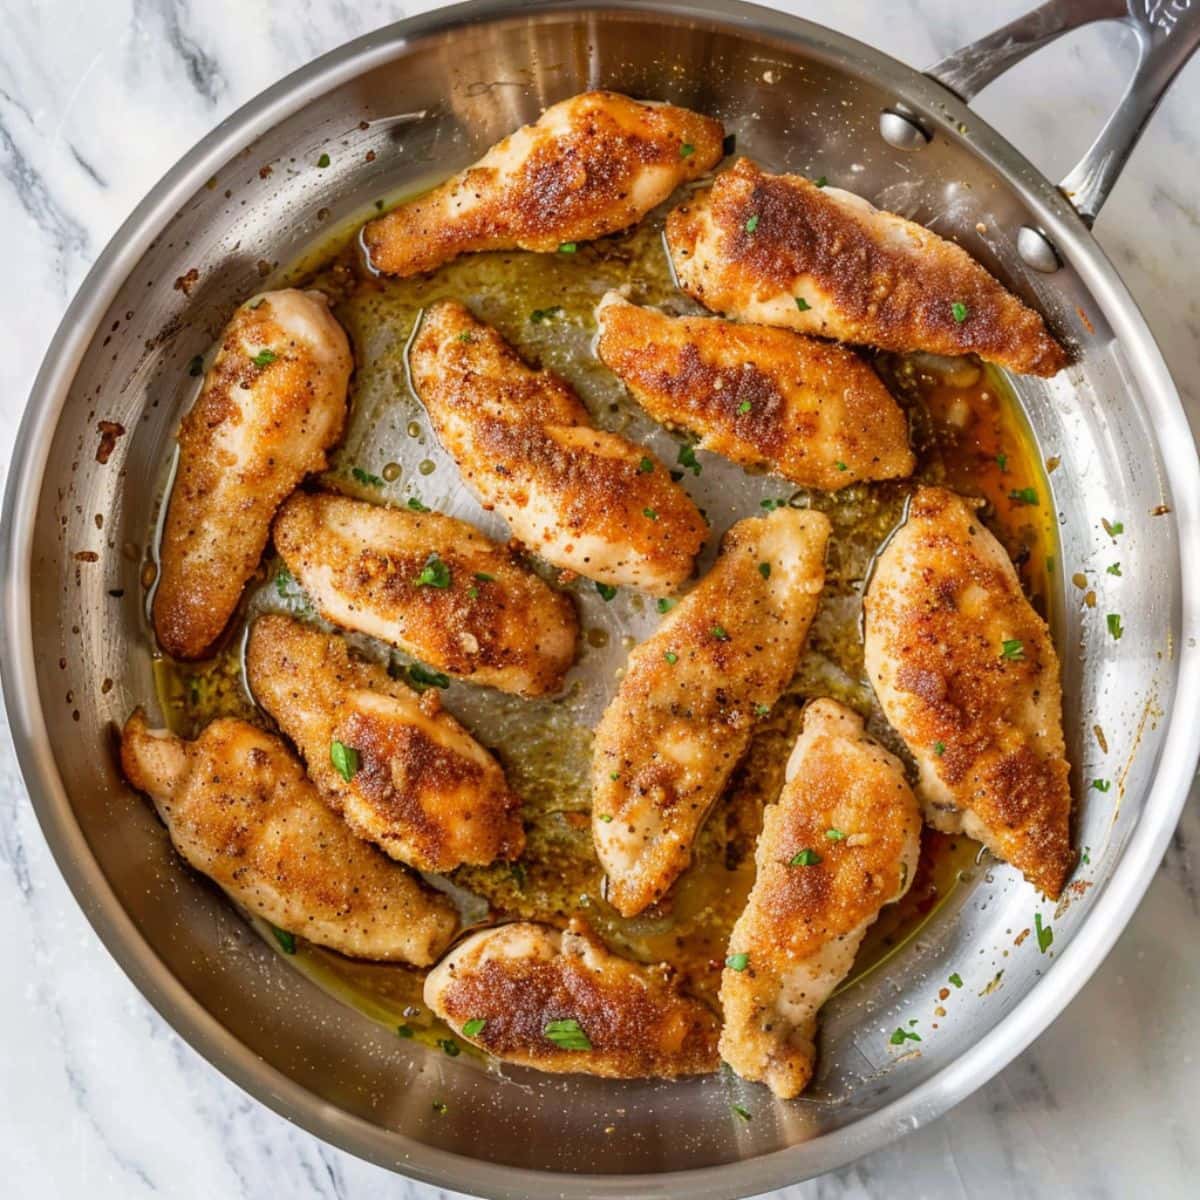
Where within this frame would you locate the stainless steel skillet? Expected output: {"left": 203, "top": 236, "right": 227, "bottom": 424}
{"left": 2, "top": 0, "right": 1199, "bottom": 1196}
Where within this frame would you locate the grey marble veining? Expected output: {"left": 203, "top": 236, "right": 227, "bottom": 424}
{"left": 1, "top": 2, "right": 1198, "bottom": 1197}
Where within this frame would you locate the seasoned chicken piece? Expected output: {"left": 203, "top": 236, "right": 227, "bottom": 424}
{"left": 119, "top": 710, "right": 457, "bottom": 964}
{"left": 424, "top": 919, "right": 719, "bottom": 1078}
{"left": 409, "top": 300, "right": 707, "bottom": 593}
{"left": 863, "top": 486, "right": 1074, "bottom": 897}
{"left": 719, "top": 699, "right": 921, "bottom": 1098}
{"left": 593, "top": 507, "right": 830, "bottom": 917}
{"left": 273, "top": 492, "right": 577, "bottom": 697}
{"left": 153, "top": 289, "right": 352, "bottom": 660}
{"left": 362, "top": 91, "right": 724, "bottom": 276}
{"left": 594, "top": 292, "right": 914, "bottom": 489}
{"left": 666, "top": 159, "right": 1068, "bottom": 378}
{"left": 246, "top": 614, "right": 524, "bottom": 873}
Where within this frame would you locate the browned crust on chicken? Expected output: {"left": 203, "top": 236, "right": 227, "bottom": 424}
{"left": 863, "top": 486, "right": 1074, "bottom": 897}
{"left": 594, "top": 293, "right": 914, "bottom": 489}
{"left": 363, "top": 91, "right": 724, "bottom": 276}
{"left": 666, "top": 159, "right": 1068, "bottom": 377}
{"left": 246, "top": 614, "right": 524, "bottom": 873}
{"left": 273, "top": 492, "right": 578, "bottom": 697}
{"left": 119, "top": 709, "right": 457, "bottom": 963}
{"left": 719, "top": 699, "right": 921, "bottom": 1097}
{"left": 409, "top": 299, "right": 707, "bottom": 593}
{"left": 592, "top": 507, "right": 831, "bottom": 917}
{"left": 153, "top": 290, "right": 352, "bottom": 660}
{"left": 424, "top": 919, "right": 719, "bottom": 1078}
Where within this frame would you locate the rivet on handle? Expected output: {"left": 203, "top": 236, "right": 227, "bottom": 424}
{"left": 878, "top": 109, "right": 931, "bottom": 152}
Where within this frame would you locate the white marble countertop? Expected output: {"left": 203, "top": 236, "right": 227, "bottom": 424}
{"left": 2, "top": 1, "right": 1198, "bottom": 1197}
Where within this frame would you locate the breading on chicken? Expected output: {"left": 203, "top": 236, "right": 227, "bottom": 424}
{"left": 592, "top": 507, "right": 831, "bottom": 917}
{"left": 594, "top": 292, "right": 914, "bottom": 489}
{"left": 272, "top": 491, "right": 578, "bottom": 697}
{"left": 362, "top": 91, "right": 724, "bottom": 277}
{"left": 119, "top": 709, "right": 457, "bottom": 964}
{"left": 424, "top": 919, "right": 719, "bottom": 1078}
{"left": 718, "top": 699, "right": 921, "bottom": 1098}
{"left": 666, "top": 159, "right": 1068, "bottom": 377}
{"left": 863, "top": 486, "right": 1074, "bottom": 897}
{"left": 408, "top": 299, "right": 708, "bottom": 594}
{"left": 246, "top": 614, "right": 524, "bottom": 874}
{"left": 152, "top": 289, "right": 352, "bottom": 660}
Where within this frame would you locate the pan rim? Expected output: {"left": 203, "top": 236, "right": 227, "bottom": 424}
{"left": 3, "top": 1, "right": 1198, "bottom": 1195}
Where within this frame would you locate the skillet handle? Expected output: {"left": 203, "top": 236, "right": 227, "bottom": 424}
{"left": 926, "top": 0, "right": 1200, "bottom": 226}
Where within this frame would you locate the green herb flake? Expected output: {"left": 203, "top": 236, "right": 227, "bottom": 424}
{"left": 996, "top": 452, "right": 1008, "bottom": 472}
{"left": 711, "top": 624, "right": 730, "bottom": 641}
{"left": 725, "top": 952, "right": 749, "bottom": 972}
{"left": 316, "top": 153, "right": 331, "bottom": 168}
{"left": 744, "top": 214, "right": 760, "bottom": 234}
{"left": 948, "top": 972, "right": 963, "bottom": 989}
{"left": 1107, "top": 562, "right": 1122, "bottom": 576}
{"left": 889, "top": 1027, "right": 922, "bottom": 1045}
{"left": 795, "top": 296, "right": 812, "bottom": 312}
{"left": 677, "top": 444, "right": 702, "bottom": 476}
{"left": 1082, "top": 846, "right": 1091, "bottom": 865}
{"left": 664, "top": 651, "right": 679, "bottom": 665}
{"left": 754, "top": 703, "right": 771, "bottom": 717}
{"left": 1091, "top": 778, "right": 1111, "bottom": 793}
{"left": 530, "top": 306, "right": 563, "bottom": 324}
{"left": 351, "top": 466, "right": 384, "bottom": 487}
{"left": 438, "top": 1038, "right": 461, "bottom": 1058}
{"left": 757, "top": 561, "right": 771, "bottom": 579}
{"left": 408, "top": 664, "right": 451, "bottom": 691}
{"left": 250, "top": 348, "right": 278, "bottom": 367}
{"left": 271, "top": 925, "right": 296, "bottom": 955}
{"left": 1009, "top": 487, "right": 1039, "bottom": 506}
{"left": 544, "top": 1018, "right": 591, "bottom": 1050}
{"left": 188, "top": 354, "right": 205, "bottom": 377}
{"left": 825, "top": 828, "right": 846, "bottom": 841}
{"left": 456, "top": 330, "right": 474, "bottom": 343}
{"left": 1034, "top": 912, "right": 1054, "bottom": 954}
{"left": 462, "top": 1018, "right": 487, "bottom": 1038}
{"left": 274, "top": 567, "right": 293, "bottom": 598}
{"left": 467, "top": 585, "right": 479, "bottom": 598}
{"left": 680, "top": 143, "right": 695, "bottom": 159}
{"left": 737, "top": 400, "right": 753, "bottom": 414}
{"left": 406, "top": 496, "right": 430, "bottom": 512}
{"left": 431, "top": 1100, "right": 448, "bottom": 1115}
{"left": 731, "top": 1103, "right": 752, "bottom": 1122}
{"left": 598, "top": 813, "right": 613, "bottom": 822}
{"left": 1107, "top": 613, "right": 1124, "bottom": 640}
{"left": 1000, "top": 638, "right": 1025, "bottom": 661}
{"left": 414, "top": 553, "right": 451, "bottom": 588}
{"left": 643, "top": 507, "right": 659, "bottom": 521}
{"left": 656, "top": 597, "right": 677, "bottom": 614}
{"left": 596, "top": 581, "right": 617, "bottom": 602}
{"left": 396, "top": 1024, "right": 415, "bottom": 1038}
{"left": 330, "top": 739, "right": 359, "bottom": 782}
{"left": 1102, "top": 518, "right": 1124, "bottom": 537}
{"left": 637, "top": 457, "right": 655, "bottom": 474}
{"left": 933, "top": 740, "right": 946, "bottom": 757}
{"left": 558, "top": 242, "right": 577, "bottom": 253}
{"left": 951, "top": 301, "right": 968, "bottom": 323}
{"left": 814, "top": 175, "right": 828, "bottom": 187}
{"left": 609, "top": 771, "right": 620, "bottom": 781}
{"left": 760, "top": 497, "right": 787, "bottom": 511}
{"left": 789, "top": 848, "right": 821, "bottom": 867}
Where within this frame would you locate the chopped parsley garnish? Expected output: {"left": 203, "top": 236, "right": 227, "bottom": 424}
{"left": 814, "top": 175, "right": 828, "bottom": 187}
{"left": 414, "top": 552, "right": 451, "bottom": 588}
{"left": 598, "top": 813, "right": 613, "bottom": 822}
{"left": 757, "top": 562, "right": 771, "bottom": 579}
{"left": 530, "top": 306, "right": 562, "bottom": 324}
{"left": 396, "top": 1024, "right": 415, "bottom": 1038}
{"left": 544, "top": 1018, "right": 591, "bottom": 1050}
{"left": 1009, "top": 487, "right": 1038, "bottom": 506}
{"left": 275, "top": 567, "right": 293, "bottom": 598}
{"left": 456, "top": 330, "right": 474, "bottom": 343}
{"left": 1000, "top": 638, "right": 1025, "bottom": 661}
{"left": 656, "top": 597, "right": 677, "bottom": 614}
{"left": 558, "top": 242, "right": 577, "bottom": 253}
{"left": 643, "top": 507, "right": 658, "bottom": 521}
{"left": 1107, "top": 562, "right": 1122, "bottom": 576}
{"left": 725, "top": 952, "right": 749, "bottom": 972}
{"left": 711, "top": 624, "right": 730, "bottom": 640}
{"left": 760, "top": 497, "right": 788, "bottom": 511}
{"left": 317, "top": 152, "right": 331, "bottom": 168}
{"left": 467, "top": 587, "right": 478, "bottom": 600}
{"left": 835, "top": 461, "right": 847, "bottom": 472}
{"left": 271, "top": 925, "right": 296, "bottom": 955}
{"left": 933, "top": 740, "right": 946, "bottom": 757}
{"left": 664, "top": 651, "right": 678, "bottom": 665}
{"left": 789, "top": 848, "right": 821, "bottom": 867}
{"left": 431, "top": 1100, "right": 448, "bottom": 1115}
{"left": 996, "top": 452, "right": 1008, "bottom": 472}
{"left": 406, "top": 496, "right": 430, "bottom": 512}
{"left": 677, "top": 444, "right": 702, "bottom": 476}
{"left": 473, "top": 572, "right": 495, "bottom": 583}
{"left": 731, "top": 1103, "right": 752, "bottom": 1122}
{"left": 948, "top": 972, "right": 963, "bottom": 989}
{"left": 638, "top": 457, "right": 655, "bottom": 474}
{"left": 609, "top": 771, "right": 620, "bottom": 781}
{"left": 951, "top": 301, "right": 968, "bottom": 323}
{"left": 1034, "top": 912, "right": 1053, "bottom": 954}
{"left": 596, "top": 581, "right": 617, "bottom": 602}
{"left": 1091, "top": 778, "right": 1111, "bottom": 793}
{"left": 1107, "top": 613, "right": 1124, "bottom": 640}
{"left": 889, "top": 1027, "right": 921, "bottom": 1045}
{"left": 737, "top": 400, "right": 753, "bottom": 414}
{"left": 1082, "top": 846, "right": 1091, "bottom": 865}
{"left": 1102, "top": 518, "right": 1124, "bottom": 537}
{"left": 408, "top": 664, "right": 450, "bottom": 691}
{"left": 330, "top": 740, "right": 359, "bottom": 782}
{"left": 754, "top": 703, "right": 771, "bottom": 717}
{"left": 744, "top": 214, "right": 759, "bottom": 233}
{"left": 795, "top": 296, "right": 812, "bottom": 312}
{"left": 188, "top": 354, "right": 204, "bottom": 377}
{"left": 680, "top": 143, "right": 695, "bottom": 159}
{"left": 462, "top": 1018, "right": 486, "bottom": 1038}
{"left": 351, "top": 466, "right": 384, "bottom": 487}
{"left": 438, "top": 1038, "right": 461, "bottom": 1057}
{"left": 250, "top": 348, "right": 278, "bottom": 367}
{"left": 825, "top": 828, "right": 846, "bottom": 841}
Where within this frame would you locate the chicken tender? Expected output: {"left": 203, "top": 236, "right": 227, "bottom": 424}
{"left": 863, "top": 486, "right": 1074, "bottom": 897}
{"left": 666, "top": 159, "right": 1067, "bottom": 377}
{"left": 594, "top": 292, "right": 914, "bottom": 489}
{"left": 424, "top": 919, "right": 719, "bottom": 1078}
{"left": 593, "top": 507, "right": 831, "bottom": 917}
{"left": 119, "top": 710, "right": 457, "bottom": 964}
{"left": 153, "top": 289, "right": 352, "bottom": 660}
{"left": 246, "top": 614, "right": 524, "bottom": 873}
{"left": 409, "top": 299, "right": 707, "bottom": 594}
{"left": 362, "top": 90, "right": 724, "bottom": 276}
{"left": 273, "top": 491, "right": 578, "bottom": 697}
{"left": 719, "top": 699, "right": 920, "bottom": 1098}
